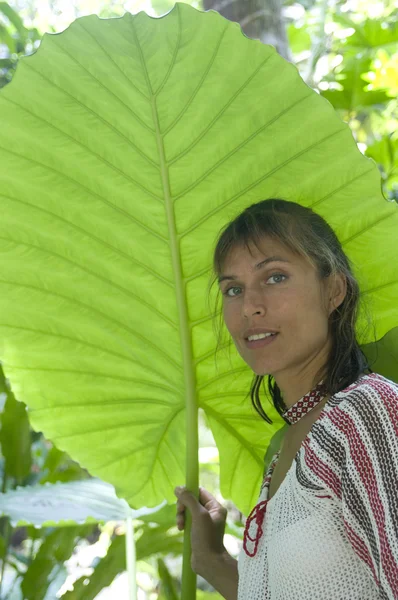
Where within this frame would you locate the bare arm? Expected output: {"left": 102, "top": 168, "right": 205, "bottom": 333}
{"left": 198, "top": 549, "right": 239, "bottom": 600}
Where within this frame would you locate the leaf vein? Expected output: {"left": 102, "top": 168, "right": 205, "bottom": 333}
{"left": 0, "top": 193, "right": 170, "bottom": 278}
{"left": 76, "top": 19, "right": 149, "bottom": 101}
{"left": 174, "top": 90, "right": 313, "bottom": 202}
{"left": 202, "top": 403, "right": 263, "bottom": 466}
{"left": 163, "top": 21, "right": 229, "bottom": 138}
{"left": 54, "top": 419, "right": 165, "bottom": 441}
{"left": 0, "top": 279, "right": 181, "bottom": 372}
{"left": 341, "top": 206, "right": 397, "bottom": 246}
{"left": 310, "top": 166, "right": 375, "bottom": 210}
{"left": 31, "top": 397, "right": 178, "bottom": 411}
{"left": 1, "top": 365, "right": 148, "bottom": 382}
{"left": 0, "top": 322, "right": 179, "bottom": 372}
{"left": 0, "top": 232, "right": 174, "bottom": 322}
{"left": 2, "top": 93, "right": 158, "bottom": 174}
{"left": 95, "top": 443, "right": 150, "bottom": 470}
{"left": 95, "top": 407, "right": 184, "bottom": 483}
{"left": 179, "top": 127, "right": 346, "bottom": 238}
{"left": 363, "top": 278, "right": 398, "bottom": 295}
{"left": 51, "top": 35, "right": 154, "bottom": 132}
{"left": 154, "top": 4, "right": 182, "bottom": 97}
{"left": 0, "top": 144, "right": 164, "bottom": 240}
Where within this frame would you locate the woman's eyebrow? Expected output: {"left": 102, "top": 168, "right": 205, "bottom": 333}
{"left": 218, "top": 256, "right": 290, "bottom": 284}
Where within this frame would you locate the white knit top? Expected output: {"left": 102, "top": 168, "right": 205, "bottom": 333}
{"left": 237, "top": 372, "right": 398, "bottom": 599}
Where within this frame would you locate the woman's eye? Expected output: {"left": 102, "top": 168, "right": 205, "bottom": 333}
{"left": 268, "top": 273, "right": 287, "bottom": 284}
{"left": 224, "top": 274, "right": 287, "bottom": 297}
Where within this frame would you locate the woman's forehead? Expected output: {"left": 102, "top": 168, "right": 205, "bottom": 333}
{"left": 224, "top": 237, "right": 297, "bottom": 265}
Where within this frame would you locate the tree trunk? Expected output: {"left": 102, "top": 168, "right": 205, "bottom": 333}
{"left": 202, "top": 0, "right": 292, "bottom": 62}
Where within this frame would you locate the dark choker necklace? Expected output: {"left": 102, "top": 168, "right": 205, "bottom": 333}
{"left": 282, "top": 381, "right": 328, "bottom": 425}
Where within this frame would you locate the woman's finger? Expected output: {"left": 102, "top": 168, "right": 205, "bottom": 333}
{"left": 175, "top": 488, "right": 202, "bottom": 519}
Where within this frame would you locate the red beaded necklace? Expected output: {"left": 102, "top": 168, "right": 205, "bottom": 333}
{"left": 243, "top": 380, "right": 328, "bottom": 558}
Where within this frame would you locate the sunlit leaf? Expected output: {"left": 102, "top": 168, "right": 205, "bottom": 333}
{"left": 0, "top": 4, "right": 397, "bottom": 523}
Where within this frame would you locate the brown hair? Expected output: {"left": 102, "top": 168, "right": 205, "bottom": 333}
{"left": 206, "top": 199, "right": 375, "bottom": 424}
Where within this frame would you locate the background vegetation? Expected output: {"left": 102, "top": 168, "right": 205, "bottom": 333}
{"left": 0, "top": 0, "right": 396, "bottom": 597}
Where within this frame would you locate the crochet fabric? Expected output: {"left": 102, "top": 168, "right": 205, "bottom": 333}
{"left": 237, "top": 373, "right": 398, "bottom": 599}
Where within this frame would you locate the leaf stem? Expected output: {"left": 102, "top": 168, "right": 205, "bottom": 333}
{"left": 125, "top": 516, "right": 136, "bottom": 600}
{"left": 0, "top": 473, "right": 9, "bottom": 599}
{"left": 0, "top": 520, "right": 10, "bottom": 599}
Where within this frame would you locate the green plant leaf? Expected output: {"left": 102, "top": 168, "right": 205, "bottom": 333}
{"left": 287, "top": 23, "right": 311, "bottom": 55}
{"left": 138, "top": 502, "right": 180, "bottom": 528}
{"left": 63, "top": 526, "right": 183, "bottom": 600}
{"left": 334, "top": 15, "right": 398, "bottom": 52}
{"left": 0, "top": 57, "right": 15, "bottom": 69}
{"left": 263, "top": 423, "right": 288, "bottom": 473}
{"left": 0, "top": 368, "right": 32, "bottom": 483}
{"left": 61, "top": 535, "right": 127, "bottom": 600}
{"left": 0, "top": 478, "right": 167, "bottom": 527}
{"left": 321, "top": 56, "right": 391, "bottom": 110}
{"left": 38, "top": 444, "right": 91, "bottom": 484}
{"left": 0, "top": 532, "right": 6, "bottom": 560}
{"left": 0, "top": 4, "right": 397, "bottom": 526}
{"left": 21, "top": 528, "right": 79, "bottom": 600}
{"left": 362, "top": 326, "right": 398, "bottom": 383}
{"left": 366, "top": 133, "right": 398, "bottom": 192}
{"left": 196, "top": 592, "right": 225, "bottom": 600}
{"left": 157, "top": 557, "right": 179, "bottom": 600}
{"left": 0, "top": 2, "right": 27, "bottom": 36}
{"left": 0, "top": 22, "right": 16, "bottom": 54}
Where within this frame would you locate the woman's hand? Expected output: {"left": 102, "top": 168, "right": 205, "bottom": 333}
{"left": 174, "top": 485, "right": 228, "bottom": 574}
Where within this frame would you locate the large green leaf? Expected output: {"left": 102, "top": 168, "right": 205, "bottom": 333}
{"left": 0, "top": 3, "right": 397, "bottom": 525}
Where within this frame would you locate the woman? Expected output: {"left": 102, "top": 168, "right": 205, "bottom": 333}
{"left": 175, "top": 199, "right": 398, "bottom": 600}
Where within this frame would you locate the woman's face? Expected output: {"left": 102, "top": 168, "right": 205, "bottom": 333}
{"left": 218, "top": 237, "right": 345, "bottom": 379}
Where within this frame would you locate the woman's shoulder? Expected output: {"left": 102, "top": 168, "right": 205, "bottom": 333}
{"left": 332, "top": 372, "right": 398, "bottom": 406}
{"left": 326, "top": 371, "right": 398, "bottom": 435}
{"left": 310, "top": 372, "right": 398, "bottom": 491}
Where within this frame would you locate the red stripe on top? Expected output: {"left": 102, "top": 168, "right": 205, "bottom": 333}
{"left": 343, "top": 518, "right": 379, "bottom": 585}
{"left": 302, "top": 437, "right": 341, "bottom": 496}
{"left": 377, "top": 381, "right": 398, "bottom": 439}
{"left": 328, "top": 404, "right": 398, "bottom": 594}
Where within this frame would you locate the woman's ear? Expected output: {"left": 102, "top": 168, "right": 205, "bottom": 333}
{"left": 328, "top": 272, "right": 347, "bottom": 315}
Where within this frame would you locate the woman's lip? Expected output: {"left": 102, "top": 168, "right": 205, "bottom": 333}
{"left": 244, "top": 333, "right": 279, "bottom": 349}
